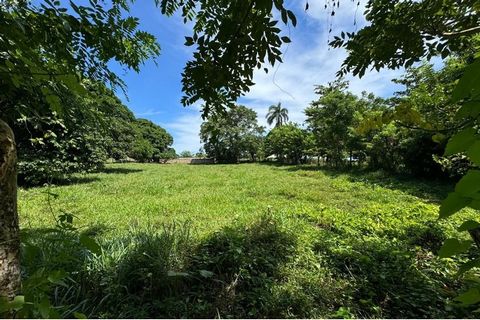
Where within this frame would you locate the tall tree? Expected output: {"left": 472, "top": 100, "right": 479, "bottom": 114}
{"left": 0, "top": 120, "right": 18, "bottom": 301}
{"left": 265, "top": 123, "right": 308, "bottom": 164}
{"left": 305, "top": 80, "right": 358, "bottom": 167}
{"left": 266, "top": 103, "right": 289, "bottom": 127}
{"left": 134, "top": 119, "right": 174, "bottom": 162}
{"left": 200, "top": 105, "right": 264, "bottom": 163}
{"left": 0, "top": 0, "right": 160, "bottom": 299}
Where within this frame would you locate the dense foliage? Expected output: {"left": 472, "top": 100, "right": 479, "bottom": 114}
{"left": 301, "top": 58, "right": 474, "bottom": 179}
{"left": 158, "top": 0, "right": 295, "bottom": 112}
{"left": 200, "top": 105, "right": 265, "bottom": 163}
{"left": 0, "top": 0, "right": 169, "bottom": 188}
{"left": 16, "top": 163, "right": 479, "bottom": 318}
{"left": 305, "top": 80, "right": 361, "bottom": 168}
{"left": 329, "top": 0, "right": 480, "bottom": 306}
{"left": 179, "top": 151, "right": 193, "bottom": 157}
{"left": 0, "top": 0, "right": 160, "bottom": 117}
{"left": 133, "top": 119, "right": 174, "bottom": 163}
{"left": 9, "top": 84, "right": 174, "bottom": 185}
{"left": 330, "top": 0, "right": 480, "bottom": 77}
{"left": 265, "top": 124, "right": 311, "bottom": 164}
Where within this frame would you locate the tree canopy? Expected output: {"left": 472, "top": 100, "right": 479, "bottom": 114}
{"left": 0, "top": 0, "right": 160, "bottom": 119}
{"left": 330, "top": 0, "right": 480, "bottom": 77}
{"left": 200, "top": 105, "right": 265, "bottom": 163}
{"left": 265, "top": 123, "right": 310, "bottom": 164}
{"left": 305, "top": 80, "right": 359, "bottom": 167}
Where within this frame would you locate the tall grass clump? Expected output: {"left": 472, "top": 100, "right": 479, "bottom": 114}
{"left": 20, "top": 220, "right": 194, "bottom": 318}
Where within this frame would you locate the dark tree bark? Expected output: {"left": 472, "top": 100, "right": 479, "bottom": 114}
{"left": 0, "top": 118, "right": 20, "bottom": 300}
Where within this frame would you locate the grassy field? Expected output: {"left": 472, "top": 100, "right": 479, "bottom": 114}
{"left": 18, "top": 163, "right": 478, "bottom": 318}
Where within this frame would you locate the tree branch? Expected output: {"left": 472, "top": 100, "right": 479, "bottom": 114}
{"left": 442, "top": 26, "right": 480, "bottom": 38}
{"left": 0, "top": 71, "right": 72, "bottom": 77}
{"left": 394, "top": 118, "right": 475, "bottom": 133}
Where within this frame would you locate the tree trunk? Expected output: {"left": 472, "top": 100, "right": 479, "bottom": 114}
{"left": 0, "top": 119, "right": 20, "bottom": 300}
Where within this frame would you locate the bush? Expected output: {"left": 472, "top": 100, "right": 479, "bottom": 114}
{"left": 16, "top": 124, "right": 107, "bottom": 186}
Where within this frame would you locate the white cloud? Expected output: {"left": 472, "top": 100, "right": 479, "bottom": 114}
{"left": 135, "top": 108, "right": 164, "bottom": 117}
{"left": 160, "top": 107, "right": 203, "bottom": 153}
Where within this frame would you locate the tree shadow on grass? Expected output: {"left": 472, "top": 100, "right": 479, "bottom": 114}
{"left": 276, "top": 164, "right": 452, "bottom": 203}
{"left": 97, "top": 167, "right": 143, "bottom": 174}
{"left": 19, "top": 176, "right": 102, "bottom": 189}
{"left": 19, "top": 216, "right": 298, "bottom": 318}
{"left": 20, "top": 166, "right": 143, "bottom": 188}
{"left": 327, "top": 169, "right": 451, "bottom": 203}
{"left": 258, "top": 161, "right": 293, "bottom": 168}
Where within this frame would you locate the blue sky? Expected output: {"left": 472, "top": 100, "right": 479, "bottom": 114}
{"left": 110, "top": 1, "right": 407, "bottom": 153}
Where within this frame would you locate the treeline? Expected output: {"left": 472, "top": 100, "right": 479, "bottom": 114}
{"left": 200, "top": 57, "right": 471, "bottom": 179}
{"left": 2, "top": 83, "right": 174, "bottom": 186}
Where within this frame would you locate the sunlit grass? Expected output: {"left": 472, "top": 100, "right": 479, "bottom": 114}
{"left": 19, "top": 163, "right": 471, "bottom": 236}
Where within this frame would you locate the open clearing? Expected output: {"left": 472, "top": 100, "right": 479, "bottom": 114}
{"left": 18, "top": 163, "right": 476, "bottom": 318}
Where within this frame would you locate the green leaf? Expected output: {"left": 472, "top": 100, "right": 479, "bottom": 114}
{"left": 79, "top": 234, "right": 101, "bottom": 255}
{"left": 281, "top": 9, "right": 288, "bottom": 24}
{"left": 46, "top": 94, "right": 62, "bottom": 114}
{"left": 281, "top": 36, "right": 291, "bottom": 43}
{"left": 37, "top": 297, "right": 51, "bottom": 319}
{"left": 445, "top": 128, "right": 477, "bottom": 155}
{"left": 47, "top": 270, "right": 67, "bottom": 286}
{"left": 0, "top": 296, "right": 22, "bottom": 314}
{"left": 11, "top": 296, "right": 24, "bottom": 310}
{"left": 455, "top": 288, "right": 480, "bottom": 305}
{"left": 455, "top": 170, "right": 480, "bottom": 197}
{"left": 167, "top": 271, "right": 189, "bottom": 277}
{"left": 467, "top": 140, "right": 480, "bottom": 165}
{"left": 458, "top": 220, "right": 480, "bottom": 232}
{"left": 459, "top": 258, "right": 480, "bottom": 274}
{"left": 439, "top": 192, "right": 470, "bottom": 219}
{"left": 287, "top": 10, "right": 297, "bottom": 26}
{"left": 452, "top": 59, "right": 480, "bottom": 103}
{"left": 438, "top": 238, "right": 472, "bottom": 258}
{"left": 74, "top": 312, "right": 87, "bottom": 319}
{"left": 58, "top": 74, "right": 87, "bottom": 96}
{"left": 199, "top": 269, "right": 214, "bottom": 278}
{"left": 455, "top": 100, "right": 480, "bottom": 120}
{"left": 184, "top": 36, "right": 194, "bottom": 46}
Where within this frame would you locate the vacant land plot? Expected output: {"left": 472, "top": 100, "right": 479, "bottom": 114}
{"left": 18, "top": 163, "right": 477, "bottom": 318}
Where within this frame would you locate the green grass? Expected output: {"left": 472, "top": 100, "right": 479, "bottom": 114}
{"left": 19, "top": 163, "right": 457, "bottom": 235}
{"left": 18, "top": 163, "right": 478, "bottom": 318}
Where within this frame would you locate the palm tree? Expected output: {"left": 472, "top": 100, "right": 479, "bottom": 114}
{"left": 266, "top": 103, "right": 289, "bottom": 127}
